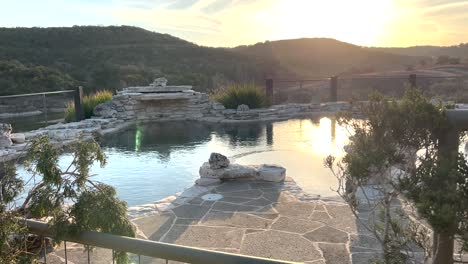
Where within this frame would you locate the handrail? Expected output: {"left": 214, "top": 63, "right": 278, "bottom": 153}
{"left": 0, "top": 90, "right": 75, "bottom": 99}
{"left": 23, "top": 219, "right": 297, "bottom": 264}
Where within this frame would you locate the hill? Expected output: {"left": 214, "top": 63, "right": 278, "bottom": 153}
{"left": 233, "top": 38, "right": 423, "bottom": 78}
{"left": 370, "top": 44, "right": 468, "bottom": 60}
{"left": 0, "top": 26, "right": 425, "bottom": 95}
{"left": 0, "top": 26, "right": 260, "bottom": 95}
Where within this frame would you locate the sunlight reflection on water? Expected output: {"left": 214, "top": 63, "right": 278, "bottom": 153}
{"left": 18, "top": 117, "right": 350, "bottom": 206}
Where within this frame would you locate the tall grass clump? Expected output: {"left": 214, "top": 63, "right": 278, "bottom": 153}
{"left": 212, "top": 83, "right": 271, "bottom": 109}
{"left": 64, "top": 90, "right": 113, "bottom": 122}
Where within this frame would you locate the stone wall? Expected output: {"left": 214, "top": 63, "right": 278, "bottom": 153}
{"left": 94, "top": 83, "right": 212, "bottom": 121}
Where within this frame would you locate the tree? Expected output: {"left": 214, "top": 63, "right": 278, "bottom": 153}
{"left": 0, "top": 135, "right": 135, "bottom": 263}
{"left": 325, "top": 89, "right": 468, "bottom": 263}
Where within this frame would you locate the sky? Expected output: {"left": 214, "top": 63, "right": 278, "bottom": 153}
{"left": 1, "top": 0, "right": 467, "bottom": 47}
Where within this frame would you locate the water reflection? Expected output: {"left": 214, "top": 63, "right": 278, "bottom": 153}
{"left": 18, "top": 117, "right": 349, "bottom": 206}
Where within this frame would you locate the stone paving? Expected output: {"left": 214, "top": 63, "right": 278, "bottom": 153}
{"left": 46, "top": 178, "right": 384, "bottom": 263}
{"left": 129, "top": 179, "right": 382, "bottom": 264}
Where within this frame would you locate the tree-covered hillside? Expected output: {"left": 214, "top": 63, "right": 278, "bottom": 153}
{"left": 234, "top": 38, "right": 423, "bottom": 78}
{"left": 0, "top": 26, "right": 261, "bottom": 95}
{"left": 0, "top": 60, "right": 76, "bottom": 95}
{"left": 0, "top": 26, "right": 426, "bottom": 95}
{"left": 370, "top": 44, "right": 468, "bottom": 60}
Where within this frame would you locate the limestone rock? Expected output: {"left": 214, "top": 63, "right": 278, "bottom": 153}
{"left": 150, "top": 77, "right": 168, "bottom": 87}
{"left": 0, "top": 123, "right": 12, "bottom": 148}
{"left": 0, "top": 123, "right": 12, "bottom": 137}
{"left": 255, "top": 164, "right": 286, "bottom": 182}
{"left": 94, "top": 101, "right": 117, "bottom": 118}
{"left": 209, "top": 152, "right": 230, "bottom": 169}
{"left": 237, "top": 104, "right": 250, "bottom": 112}
{"left": 195, "top": 178, "right": 221, "bottom": 186}
{"left": 10, "top": 133, "right": 25, "bottom": 144}
{"left": 212, "top": 102, "right": 225, "bottom": 111}
{"left": 0, "top": 136, "right": 12, "bottom": 148}
{"left": 199, "top": 162, "right": 257, "bottom": 179}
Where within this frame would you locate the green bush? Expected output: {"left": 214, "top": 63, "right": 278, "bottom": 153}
{"left": 65, "top": 90, "right": 113, "bottom": 122}
{"left": 212, "top": 83, "right": 271, "bottom": 109}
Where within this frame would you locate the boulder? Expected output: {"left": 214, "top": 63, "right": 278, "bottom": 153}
{"left": 256, "top": 164, "right": 286, "bottom": 182}
{"left": 150, "top": 77, "right": 168, "bottom": 87}
{"left": 0, "top": 123, "right": 12, "bottom": 137}
{"left": 0, "top": 123, "right": 12, "bottom": 148}
{"left": 209, "top": 152, "right": 230, "bottom": 169}
{"left": 0, "top": 136, "right": 12, "bottom": 148}
{"left": 199, "top": 162, "right": 257, "bottom": 179}
{"left": 237, "top": 104, "right": 250, "bottom": 112}
{"left": 195, "top": 178, "right": 221, "bottom": 186}
{"left": 10, "top": 133, "right": 25, "bottom": 144}
{"left": 94, "top": 101, "right": 117, "bottom": 118}
{"left": 212, "top": 102, "right": 226, "bottom": 111}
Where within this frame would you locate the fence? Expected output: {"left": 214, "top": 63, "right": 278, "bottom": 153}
{"left": 266, "top": 74, "right": 468, "bottom": 104}
{"left": 24, "top": 219, "right": 296, "bottom": 264}
{"left": 0, "top": 87, "right": 85, "bottom": 132}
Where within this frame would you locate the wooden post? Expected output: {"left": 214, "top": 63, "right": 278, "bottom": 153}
{"left": 409, "top": 74, "right": 417, "bottom": 88}
{"left": 266, "top": 79, "right": 273, "bottom": 103}
{"left": 432, "top": 127, "right": 458, "bottom": 264}
{"left": 74, "top": 86, "right": 85, "bottom": 121}
{"left": 330, "top": 76, "right": 338, "bottom": 102}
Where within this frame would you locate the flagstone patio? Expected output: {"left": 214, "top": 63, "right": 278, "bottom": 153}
{"left": 47, "top": 179, "right": 384, "bottom": 263}
{"left": 129, "top": 179, "right": 382, "bottom": 264}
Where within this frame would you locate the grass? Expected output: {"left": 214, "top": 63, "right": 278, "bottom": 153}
{"left": 65, "top": 90, "right": 113, "bottom": 122}
{"left": 211, "top": 83, "right": 271, "bottom": 109}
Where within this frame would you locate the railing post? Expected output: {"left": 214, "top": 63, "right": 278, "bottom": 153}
{"left": 330, "top": 76, "right": 338, "bottom": 102}
{"left": 74, "top": 86, "right": 85, "bottom": 121}
{"left": 409, "top": 74, "right": 417, "bottom": 88}
{"left": 432, "top": 126, "right": 458, "bottom": 264}
{"left": 266, "top": 79, "right": 273, "bottom": 103}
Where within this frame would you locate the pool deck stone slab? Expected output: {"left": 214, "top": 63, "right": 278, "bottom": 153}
{"left": 47, "top": 178, "right": 386, "bottom": 263}
{"left": 128, "top": 178, "right": 379, "bottom": 263}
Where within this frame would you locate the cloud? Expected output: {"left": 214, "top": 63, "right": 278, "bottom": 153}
{"left": 201, "top": 0, "right": 233, "bottom": 14}
{"left": 166, "top": 0, "right": 200, "bottom": 10}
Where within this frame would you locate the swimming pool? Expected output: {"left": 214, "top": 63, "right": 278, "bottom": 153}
{"left": 18, "top": 117, "right": 349, "bottom": 206}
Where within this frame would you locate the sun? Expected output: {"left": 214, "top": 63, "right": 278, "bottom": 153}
{"left": 264, "top": 0, "right": 396, "bottom": 46}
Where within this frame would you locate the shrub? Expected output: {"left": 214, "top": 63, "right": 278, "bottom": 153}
{"left": 64, "top": 90, "right": 113, "bottom": 122}
{"left": 212, "top": 83, "right": 271, "bottom": 109}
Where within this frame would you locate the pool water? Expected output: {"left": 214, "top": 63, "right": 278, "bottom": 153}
{"left": 19, "top": 117, "right": 349, "bottom": 206}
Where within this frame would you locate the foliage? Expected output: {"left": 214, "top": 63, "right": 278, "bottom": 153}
{"left": 436, "top": 55, "right": 461, "bottom": 65}
{"left": 325, "top": 89, "right": 468, "bottom": 263}
{"left": 64, "top": 90, "right": 113, "bottom": 122}
{"left": 0, "top": 26, "right": 260, "bottom": 94}
{"left": 0, "top": 60, "right": 77, "bottom": 96}
{"left": 0, "top": 136, "right": 135, "bottom": 263}
{"left": 212, "top": 83, "right": 271, "bottom": 109}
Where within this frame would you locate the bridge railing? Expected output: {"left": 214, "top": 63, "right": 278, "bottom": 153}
{"left": 24, "top": 219, "right": 297, "bottom": 264}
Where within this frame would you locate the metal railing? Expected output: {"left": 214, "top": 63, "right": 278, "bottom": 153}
{"left": 24, "top": 219, "right": 297, "bottom": 264}
{"left": 266, "top": 74, "right": 468, "bottom": 104}
{"left": 0, "top": 88, "right": 86, "bottom": 132}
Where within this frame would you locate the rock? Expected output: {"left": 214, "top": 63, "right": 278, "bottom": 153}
{"left": 10, "top": 133, "right": 25, "bottom": 143}
{"left": 237, "top": 104, "right": 250, "bottom": 112}
{"left": 209, "top": 152, "right": 230, "bottom": 169}
{"left": 199, "top": 162, "right": 257, "bottom": 179}
{"left": 212, "top": 102, "right": 226, "bottom": 111}
{"left": 0, "top": 123, "right": 12, "bottom": 137}
{"left": 196, "top": 178, "right": 221, "bottom": 186}
{"left": 0, "top": 136, "right": 12, "bottom": 148}
{"left": 255, "top": 164, "right": 286, "bottom": 182}
{"left": 150, "top": 77, "right": 168, "bottom": 87}
{"left": 94, "top": 101, "right": 117, "bottom": 118}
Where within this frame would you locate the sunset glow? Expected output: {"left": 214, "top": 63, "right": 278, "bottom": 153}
{"left": 1, "top": 0, "right": 467, "bottom": 47}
